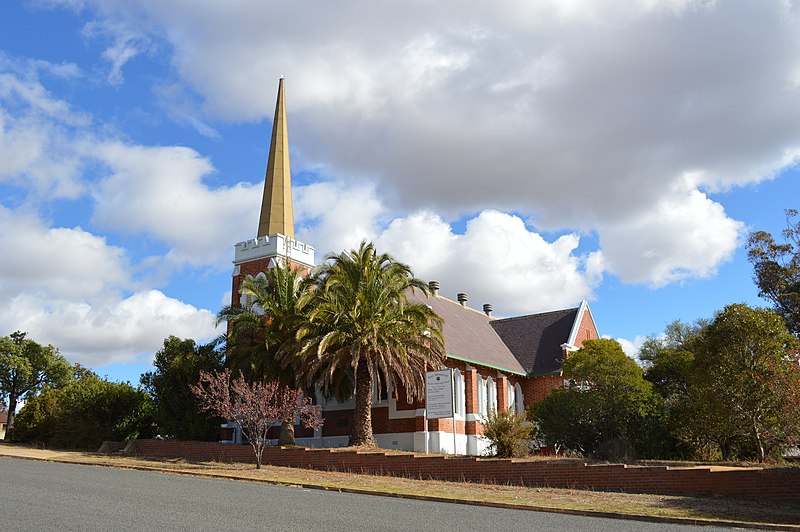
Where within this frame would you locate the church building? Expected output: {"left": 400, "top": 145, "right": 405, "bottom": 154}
{"left": 228, "top": 79, "right": 600, "bottom": 455}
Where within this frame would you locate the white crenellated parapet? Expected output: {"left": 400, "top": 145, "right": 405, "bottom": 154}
{"left": 233, "top": 233, "right": 315, "bottom": 267}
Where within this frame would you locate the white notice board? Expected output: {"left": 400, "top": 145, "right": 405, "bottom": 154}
{"left": 425, "top": 369, "right": 454, "bottom": 419}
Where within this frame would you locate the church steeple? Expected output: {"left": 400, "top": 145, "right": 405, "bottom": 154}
{"left": 258, "top": 77, "right": 294, "bottom": 238}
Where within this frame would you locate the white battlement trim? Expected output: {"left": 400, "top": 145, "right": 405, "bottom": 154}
{"left": 233, "top": 233, "right": 315, "bottom": 267}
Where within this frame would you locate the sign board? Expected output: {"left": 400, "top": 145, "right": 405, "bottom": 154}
{"left": 425, "top": 369, "right": 454, "bottom": 419}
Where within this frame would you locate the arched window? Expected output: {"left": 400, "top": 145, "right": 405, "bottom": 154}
{"left": 507, "top": 381, "right": 514, "bottom": 412}
{"left": 486, "top": 377, "right": 497, "bottom": 414}
{"left": 477, "top": 376, "right": 487, "bottom": 417}
{"left": 514, "top": 383, "right": 524, "bottom": 416}
{"left": 453, "top": 369, "right": 465, "bottom": 416}
{"left": 240, "top": 275, "right": 254, "bottom": 308}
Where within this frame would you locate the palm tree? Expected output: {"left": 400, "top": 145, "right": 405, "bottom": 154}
{"left": 217, "top": 264, "right": 309, "bottom": 444}
{"left": 296, "top": 241, "right": 445, "bottom": 447}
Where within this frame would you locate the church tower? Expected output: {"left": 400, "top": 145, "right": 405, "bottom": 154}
{"left": 230, "top": 78, "right": 315, "bottom": 308}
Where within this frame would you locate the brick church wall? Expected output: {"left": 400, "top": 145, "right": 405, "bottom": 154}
{"left": 134, "top": 440, "right": 800, "bottom": 499}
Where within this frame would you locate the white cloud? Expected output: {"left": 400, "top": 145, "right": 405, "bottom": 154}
{"left": 597, "top": 184, "right": 744, "bottom": 286}
{"left": 616, "top": 335, "right": 647, "bottom": 359}
{"left": 0, "top": 54, "right": 89, "bottom": 199}
{"left": 0, "top": 206, "right": 129, "bottom": 300}
{"left": 294, "top": 181, "right": 385, "bottom": 257}
{"left": 378, "top": 210, "right": 602, "bottom": 315}
{"left": 90, "top": 141, "right": 261, "bottom": 267}
{"left": 0, "top": 206, "right": 217, "bottom": 365}
{"left": 1, "top": 290, "right": 217, "bottom": 367}
{"left": 82, "top": 20, "right": 150, "bottom": 86}
{"left": 42, "top": 0, "right": 799, "bottom": 288}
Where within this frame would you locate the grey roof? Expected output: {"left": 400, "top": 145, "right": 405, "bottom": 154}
{"left": 490, "top": 308, "right": 579, "bottom": 375}
{"left": 407, "top": 291, "right": 526, "bottom": 375}
{"left": 409, "top": 291, "right": 580, "bottom": 376}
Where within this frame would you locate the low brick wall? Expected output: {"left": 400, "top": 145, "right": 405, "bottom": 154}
{"left": 133, "top": 439, "right": 800, "bottom": 499}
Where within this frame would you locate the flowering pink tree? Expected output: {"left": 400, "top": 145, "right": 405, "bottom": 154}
{"left": 190, "top": 368, "right": 323, "bottom": 469}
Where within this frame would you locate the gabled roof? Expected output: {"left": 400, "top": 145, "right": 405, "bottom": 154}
{"left": 409, "top": 290, "right": 594, "bottom": 377}
{"left": 407, "top": 291, "right": 526, "bottom": 375}
{"left": 491, "top": 307, "right": 579, "bottom": 375}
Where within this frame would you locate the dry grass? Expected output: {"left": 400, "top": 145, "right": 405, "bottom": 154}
{"left": 2, "top": 443, "right": 799, "bottom": 528}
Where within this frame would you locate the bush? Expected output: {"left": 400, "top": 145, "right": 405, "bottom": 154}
{"left": 13, "top": 372, "right": 154, "bottom": 450}
{"left": 482, "top": 409, "right": 533, "bottom": 458}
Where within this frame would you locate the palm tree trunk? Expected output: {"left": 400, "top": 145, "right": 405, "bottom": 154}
{"left": 278, "top": 421, "right": 295, "bottom": 446}
{"left": 351, "top": 358, "right": 376, "bottom": 447}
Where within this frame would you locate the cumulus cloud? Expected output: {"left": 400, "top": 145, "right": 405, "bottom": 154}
{"left": 598, "top": 184, "right": 744, "bottom": 286}
{"left": 41, "top": 0, "right": 799, "bottom": 287}
{"left": 377, "top": 210, "right": 603, "bottom": 315}
{"left": 294, "top": 181, "right": 385, "bottom": 257}
{"left": 292, "top": 181, "right": 602, "bottom": 315}
{"left": 0, "top": 206, "right": 218, "bottom": 365}
{"left": 90, "top": 141, "right": 262, "bottom": 267}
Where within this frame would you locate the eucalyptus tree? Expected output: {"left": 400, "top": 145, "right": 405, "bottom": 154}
{"left": 0, "top": 332, "right": 72, "bottom": 441}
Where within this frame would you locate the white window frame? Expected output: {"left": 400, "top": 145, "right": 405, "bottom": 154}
{"left": 486, "top": 377, "right": 497, "bottom": 415}
{"left": 477, "top": 376, "right": 487, "bottom": 417}
{"left": 452, "top": 369, "right": 465, "bottom": 417}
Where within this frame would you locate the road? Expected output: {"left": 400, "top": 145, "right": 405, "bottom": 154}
{"left": 0, "top": 457, "right": 734, "bottom": 531}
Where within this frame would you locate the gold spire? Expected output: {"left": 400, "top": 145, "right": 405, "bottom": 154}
{"left": 257, "top": 78, "right": 295, "bottom": 238}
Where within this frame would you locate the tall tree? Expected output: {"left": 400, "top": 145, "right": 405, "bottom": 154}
{"left": 747, "top": 208, "right": 800, "bottom": 337}
{"left": 687, "top": 304, "right": 800, "bottom": 462}
{"left": 140, "top": 336, "right": 225, "bottom": 440}
{"left": 638, "top": 320, "right": 700, "bottom": 401}
{"left": 217, "top": 265, "right": 319, "bottom": 444}
{"left": 191, "top": 368, "right": 322, "bottom": 469}
{"left": 296, "top": 241, "right": 445, "bottom": 447}
{"left": 0, "top": 332, "right": 72, "bottom": 441}
{"left": 531, "top": 339, "right": 661, "bottom": 459}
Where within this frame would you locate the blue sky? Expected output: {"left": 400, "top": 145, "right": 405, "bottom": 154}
{"left": 1, "top": 1, "right": 799, "bottom": 384}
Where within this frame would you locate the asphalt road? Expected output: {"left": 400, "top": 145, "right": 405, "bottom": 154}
{"left": 0, "top": 457, "right": 736, "bottom": 531}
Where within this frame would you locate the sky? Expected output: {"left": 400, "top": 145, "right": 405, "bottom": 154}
{"left": 1, "top": 0, "right": 799, "bottom": 384}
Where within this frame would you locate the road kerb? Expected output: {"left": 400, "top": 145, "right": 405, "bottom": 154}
{"left": 0, "top": 447, "right": 797, "bottom": 531}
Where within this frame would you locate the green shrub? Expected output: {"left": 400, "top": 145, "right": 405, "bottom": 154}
{"left": 13, "top": 372, "right": 154, "bottom": 450}
{"left": 482, "top": 409, "right": 533, "bottom": 458}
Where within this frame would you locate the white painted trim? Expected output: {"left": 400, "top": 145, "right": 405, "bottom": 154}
{"left": 388, "top": 399, "right": 425, "bottom": 419}
{"left": 566, "top": 299, "right": 599, "bottom": 346}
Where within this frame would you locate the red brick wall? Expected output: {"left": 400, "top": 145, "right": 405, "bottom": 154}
{"left": 573, "top": 307, "right": 599, "bottom": 349}
{"left": 231, "top": 257, "right": 310, "bottom": 308}
{"left": 521, "top": 375, "right": 564, "bottom": 404}
{"left": 133, "top": 440, "right": 800, "bottom": 499}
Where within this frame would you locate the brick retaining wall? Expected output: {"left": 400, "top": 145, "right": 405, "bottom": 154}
{"left": 133, "top": 439, "right": 800, "bottom": 498}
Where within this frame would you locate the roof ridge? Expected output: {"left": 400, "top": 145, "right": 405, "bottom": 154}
{"left": 492, "top": 306, "right": 579, "bottom": 323}
{"left": 427, "top": 294, "right": 495, "bottom": 319}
